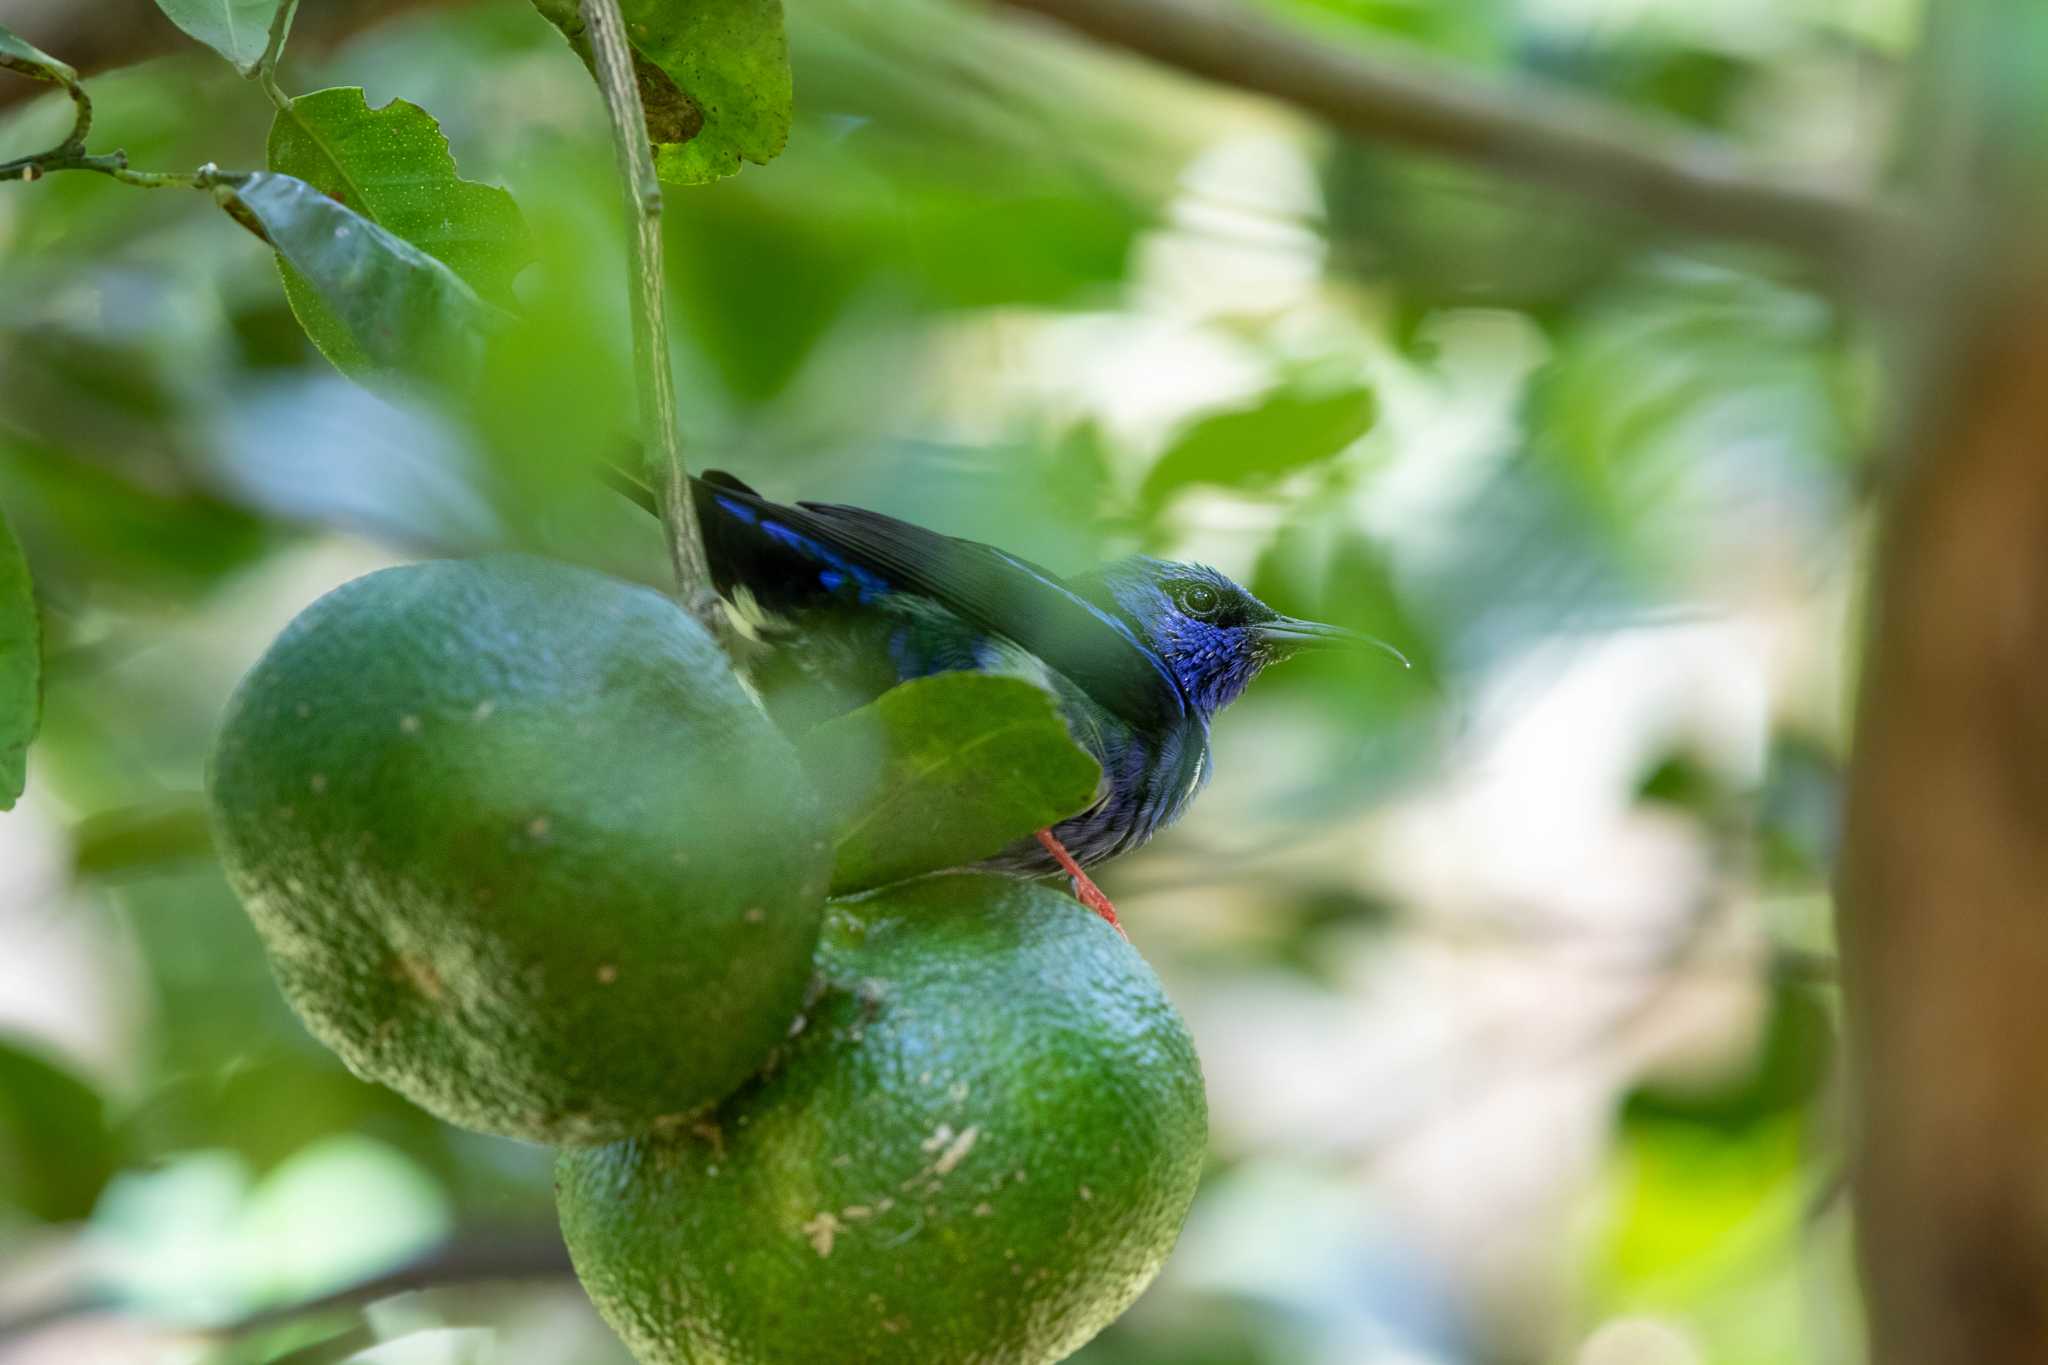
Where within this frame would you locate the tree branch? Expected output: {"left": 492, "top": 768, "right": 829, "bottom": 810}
{"left": 0, "top": 145, "right": 208, "bottom": 187}
{"left": 9, "top": 0, "right": 1902, "bottom": 264}
{"left": 989, "top": 0, "right": 1893, "bottom": 261}
{"left": 1840, "top": 271, "right": 2048, "bottom": 1362}
{"left": 577, "top": 0, "right": 716, "bottom": 620}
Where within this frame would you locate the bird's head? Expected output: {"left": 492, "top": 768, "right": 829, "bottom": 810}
{"left": 1072, "top": 557, "right": 1407, "bottom": 719}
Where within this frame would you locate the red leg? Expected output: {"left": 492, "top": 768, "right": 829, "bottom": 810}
{"left": 1035, "top": 829, "right": 1127, "bottom": 941}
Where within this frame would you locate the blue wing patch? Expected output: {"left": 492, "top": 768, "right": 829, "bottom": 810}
{"left": 714, "top": 495, "right": 891, "bottom": 605}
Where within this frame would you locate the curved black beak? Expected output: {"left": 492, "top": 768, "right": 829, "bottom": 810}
{"left": 1256, "top": 616, "right": 1411, "bottom": 668}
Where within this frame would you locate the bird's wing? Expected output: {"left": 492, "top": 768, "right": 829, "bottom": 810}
{"left": 691, "top": 472, "right": 1186, "bottom": 730}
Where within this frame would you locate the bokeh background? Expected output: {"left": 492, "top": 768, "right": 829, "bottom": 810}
{"left": 0, "top": 0, "right": 1916, "bottom": 1360}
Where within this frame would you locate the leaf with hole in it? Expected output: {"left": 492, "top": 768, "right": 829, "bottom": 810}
{"left": 799, "top": 674, "right": 1103, "bottom": 895}
{"left": 214, "top": 172, "right": 500, "bottom": 382}
{"left": 266, "top": 87, "right": 531, "bottom": 378}
{"left": 0, "top": 508, "right": 37, "bottom": 812}
{"left": 0, "top": 21, "right": 77, "bottom": 88}
{"left": 1141, "top": 386, "right": 1378, "bottom": 511}
{"left": 531, "top": 0, "right": 791, "bottom": 186}
{"left": 150, "top": 0, "right": 283, "bottom": 75}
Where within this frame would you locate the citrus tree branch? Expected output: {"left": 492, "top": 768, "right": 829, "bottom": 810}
{"left": 990, "top": 0, "right": 1890, "bottom": 260}
{"left": 0, "top": 55, "right": 219, "bottom": 189}
{"left": 47, "top": 63, "right": 92, "bottom": 155}
{"left": 0, "top": 149, "right": 204, "bottom": 186}
{"left": 255, "top": 0, "right": 302, "bottom": 109}
{"left": 578, "top": 0, "right": 716, "bottom": 619}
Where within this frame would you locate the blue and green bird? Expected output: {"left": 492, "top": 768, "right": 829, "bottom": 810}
{"left": 678, "top": 471, "right": 1405, "bottom": 929}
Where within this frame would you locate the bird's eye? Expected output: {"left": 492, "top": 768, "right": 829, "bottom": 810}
{"left": 1176, "top": 582, "right": 1221, "bottom": 617}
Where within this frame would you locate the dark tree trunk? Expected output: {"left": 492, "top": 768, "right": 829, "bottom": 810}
{"left": 1842, "top": 275, "right": 2048, "bottom": 1362}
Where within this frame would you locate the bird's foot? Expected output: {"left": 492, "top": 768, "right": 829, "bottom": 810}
{"left": 1034, "top": 829, "right": 1127, "bottom": 941}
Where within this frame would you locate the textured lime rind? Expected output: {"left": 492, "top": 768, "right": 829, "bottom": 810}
{"left": 557, "top": 874, "right": 1208, "bottom": 1365}
{"left": 208, "top": 555, "right": 830, "bottom": 1145}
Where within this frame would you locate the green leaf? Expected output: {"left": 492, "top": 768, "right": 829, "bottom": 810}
{"left": 0, "top": 21, "right": 78, "bottom": 88}
{"left": 1141, "top": 386, "right": 1377, "bottom": 511}
{"left": 534, "top": 0, "right": 792, "bottom": 186}
{"left": 0, "top": 1035, "right": 117, "bottom": 1222}
{"left": 268, "top": 88, "right": 531, "bottom": 303}
{"left": 0, "top": 439, "right": 275, "bottom": 605}
{"left": 213, "top": 172, "right": 500, "bottom": 381}
{"left": 798, "top": 674, "right": 1102, "bottom": 895}
{"left": 265, "top": 88, "right": 531, "bottom": 378}
{"left": 1635, "top": 749, "right": 1729, "bottom": 819}
{"left": 0, "top": 506, "right": 37, "bottom": 811}
{"left": 637, "top": 0, "right": 791, "bottom": 185}
{"left": 150, "top": 0, "right": 283, "bottom": 76}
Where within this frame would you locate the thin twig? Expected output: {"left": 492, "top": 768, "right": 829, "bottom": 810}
{"left": 0, "top": 146, "right": 207, "bottom": 187}
{"left": 255, "top": 0, "right": 302, "bottom": 110}
{"left": 0, "top": 7, "right": 277, "bottom": 189}
{"left": 991, "top": 0, "right": 1900, "bottom": 263}
{"left": 578, "top": 0, "right": 718, "bottom": 621}
{"left": 53, "top": 68, "right": 91, "bottom": 154}
{"left": 0, "top": 32, "right": 91, "bottom": 169}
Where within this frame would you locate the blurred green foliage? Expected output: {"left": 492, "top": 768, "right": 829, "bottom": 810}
{"left": 0, "top": 1036, "right": 118, "bottom": 1222}
{"left": 0, "top": 0, "right": 1895, "bottom": 1359}
{"left": 0, "top": 504, "right": 34, "bottom": 805}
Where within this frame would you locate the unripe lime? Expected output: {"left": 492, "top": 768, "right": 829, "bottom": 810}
{"left": 208, "top": 555, "right": 830, "bottom": 1145}
{"left": 556, "top": 874, "right": 1207, "bottom": 1365}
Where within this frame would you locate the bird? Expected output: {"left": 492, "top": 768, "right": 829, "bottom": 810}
{"left": 625, "top": 468, "right": 1406, "bottom": 934}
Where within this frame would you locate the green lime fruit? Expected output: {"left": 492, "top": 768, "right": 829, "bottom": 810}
{"left": 208, "top": 555, "right": 830, "bottom": 1145}
{"left": 556, "top": 874, "right": 1208, "bottom": 1365}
